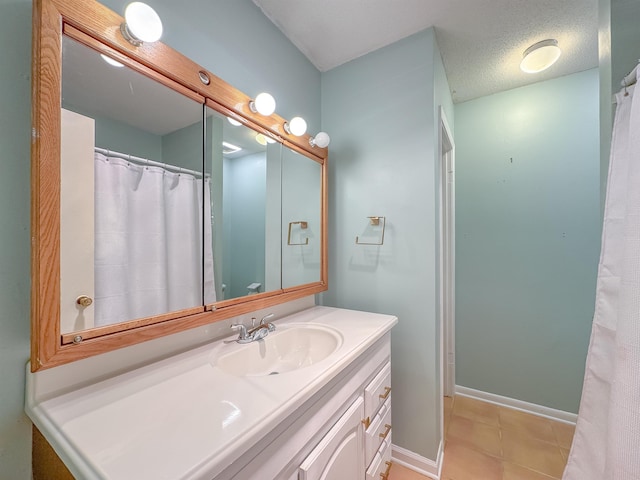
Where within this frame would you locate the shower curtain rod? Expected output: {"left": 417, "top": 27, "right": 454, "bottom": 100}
{"left": 95, "top": 147, "right": 207, "bottom": 178}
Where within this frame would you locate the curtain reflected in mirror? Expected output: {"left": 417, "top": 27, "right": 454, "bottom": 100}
{"left": 60, "top": 36, "right": 206, "bottom": 334}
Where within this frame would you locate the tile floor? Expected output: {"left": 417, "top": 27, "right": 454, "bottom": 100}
{"left": 388, "top": 395, "right": 575, "bottom": 480}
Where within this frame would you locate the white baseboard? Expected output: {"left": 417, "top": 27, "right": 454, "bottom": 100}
{"left": 455, "top": 385, "right": 577, "bottom": 425}
{"left": 391, "top": 441, "right": 443, "bottom": 480}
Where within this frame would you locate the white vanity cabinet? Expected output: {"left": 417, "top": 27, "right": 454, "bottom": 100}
{"left": 222, "top": 334, "right": 393, "bottom": 480}
{"left": 27, "top": 307, "right": 397, "bottom": 480}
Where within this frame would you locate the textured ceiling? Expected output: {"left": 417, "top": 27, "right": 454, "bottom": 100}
{"left": 252, "top": 0, "right": 599, "bottom": 103}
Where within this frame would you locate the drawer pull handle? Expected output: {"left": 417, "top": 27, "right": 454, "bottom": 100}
{"left": 379, "top": 423, "right": 392, "bottom": 440}
{"left": 362, "top": 416, "right": 371, "bottom": 429}
{"left": 379, "top": 386, "right": 391, "bottom": 400}
{"left": 380, "top": 461, "right": 393, "bottom": 479}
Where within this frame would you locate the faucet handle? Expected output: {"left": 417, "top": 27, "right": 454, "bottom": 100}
{"left": 231, "top": 323, "right": 248, "bottom": 340}
{"left": 261, "top": 313, "right": 276, "bottom": 331}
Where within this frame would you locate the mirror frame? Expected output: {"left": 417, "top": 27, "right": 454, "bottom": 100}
{"left": 31, "top": 0, "right": 328, "bottom": 371}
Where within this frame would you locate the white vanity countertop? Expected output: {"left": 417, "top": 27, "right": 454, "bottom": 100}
{"left": 25, "top": 306, "right": 397, "bottom": 480}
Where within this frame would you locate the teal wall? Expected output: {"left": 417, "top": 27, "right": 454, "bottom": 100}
{"left": 222, "top": 152, "right": 267, "bottom": 298}
{"left": 281, "top": 147, "right": 322, "bottom": 288}
{"left": 599, "top": 0, "right": 612, "bottom": 214}
{"left": 0, "top": 0, "right": 320, "bottom": 478}
{"left": 0, "top": 0, "right": 32, "bottom": 476}
{"left": 454, "top": 69, "right": 601, "bottom": 413}
{"left": 611, "top": 0, "right": 640, "bottom": 93}
{"left": 62, "top": 106, "right": 165, "bottom": 161}
{"left": 96, "top": 115, "right": 163, "bottom": 161}
{"left": 607, "top": 0, "right": 640, "bottom": 208}
{"left": 161, "top": 119, "right": 205, "bottom": 172}
{"left": 321, "top": 28, "right": 448, "bottom": 460}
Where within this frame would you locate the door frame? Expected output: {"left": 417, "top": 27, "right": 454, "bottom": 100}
{"left": 438, "top": 107, "right": 456, "bottom": 398}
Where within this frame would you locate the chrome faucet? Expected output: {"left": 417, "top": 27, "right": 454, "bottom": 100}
{"left": 230, "top": 313, "right": 276, "bottom": 344}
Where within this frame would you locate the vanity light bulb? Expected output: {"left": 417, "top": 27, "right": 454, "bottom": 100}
{"left": 250, "top": 92, "right": 276, "bottom": 116}
{"left": 310, "top": 132, "right": 330, "bottom": 148}
{"left": 227, "top": 117, "right": 242, "bottom": 126}
{"left": 286, "top": 117, "right": 307, "bottom": 137}
{"left": 123, "top": 2, "right": 163, "bottom": 44}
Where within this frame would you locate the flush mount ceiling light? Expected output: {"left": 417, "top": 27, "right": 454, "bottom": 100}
{"left": 249, "top": 92, "right": 276, "bottom": 116}
{"left": 100, "top": 53, "right": 124, "bottom": 68}
{"left": 309, "top": 132, "right": 330, "bottom": 148}
{"left": 284, "top": 116, "right": 307, "bottom": 136}
{"left": 222, "top": 141, "right": 241, "bottom": 155}
{"left": 120, "top": 2, "right": 163, "bottom": 46}
{"left": 520, "top": 39, "right": 561, "bottom": 74}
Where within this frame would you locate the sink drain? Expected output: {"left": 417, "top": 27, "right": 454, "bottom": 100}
{"left": 268, "top": 371, "right": 279, "bottom": 375}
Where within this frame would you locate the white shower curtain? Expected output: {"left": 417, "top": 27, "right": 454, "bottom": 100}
{"left": 94, "top": 152, "right": 215, "bottom": 327}
{"left": 563, "top": 76, "right": 640, "bottom": 479}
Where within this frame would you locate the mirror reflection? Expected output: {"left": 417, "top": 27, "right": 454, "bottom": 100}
{"left": 57, "top": 36, "right": 325, "bottom": 340}
{"left": 60, "top": 36, "right": 207, "bottom": 334}
{"left": 204, "top": 107, "right": 282, "bottom": 301}
{"left": 282, "top": 147, "right": 322, "bottom": 288}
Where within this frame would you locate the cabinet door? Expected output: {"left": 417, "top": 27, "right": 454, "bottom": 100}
{"left": 299, "top": 396, "right": 365, "bottom": 480}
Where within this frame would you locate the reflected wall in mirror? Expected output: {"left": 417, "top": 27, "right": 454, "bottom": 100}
{"left": 204, "top": 107, "right": 282, "bottom": 302}
{"left": 31, "top": 0, "right": 328, "bottom": 371}
{"left": 60, "top": 36, "right": 207, "bottom": 336}
{"left": 282, "top": 147, "right": 322, "bottom": 288}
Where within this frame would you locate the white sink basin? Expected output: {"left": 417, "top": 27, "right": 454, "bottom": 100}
{"left": 215, "top": 324, "right": 343, "bottom": 376}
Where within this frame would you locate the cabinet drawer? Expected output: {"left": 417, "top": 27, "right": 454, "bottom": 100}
{"left": 365, "top": 399, "right": 391, "bottom": 467}
{"left": 364, "top": 362, "right": 391, "bottom": 420}
{"left": 365, "top": 438, "right": 392, "bottom": 480}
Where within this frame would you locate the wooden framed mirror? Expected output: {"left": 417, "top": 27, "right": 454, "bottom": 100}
{"left": 31, "top": 0, "right": 328, "bottom": 371}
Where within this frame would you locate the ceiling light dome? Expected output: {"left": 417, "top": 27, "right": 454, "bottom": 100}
{"left": 520, "top": 39, "right": 561, "bottom": 74}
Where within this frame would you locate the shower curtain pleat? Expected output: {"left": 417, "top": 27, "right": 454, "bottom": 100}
{"left": 94, "top": 153, "right": 215, "bottom": 327}
{"left": 563, "top": 77, "right": 640, "bottom": 479}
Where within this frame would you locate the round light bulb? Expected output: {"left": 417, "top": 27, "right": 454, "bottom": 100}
{"left": 520, "top": 39, "right": 561, "bottom": 74}
{"left": 100, "top": 54, "right": 124, "bottom": 68}
{"left": 227, "top": 117, "right": 242, "bottom": 126}
{"left": 255, "top": 133, "right": 268, "bottom": 146}
{"left": 287, "top": 116, "right": 307, "bottom": 136}
{"left": 124, "top": 2, "right": 163, "bottom": 43}
{"left": 252, "top": 92, "right": 276, "bottom": 116}
{"left": 310, "top": 132, "right": 331, "bottom": 148}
